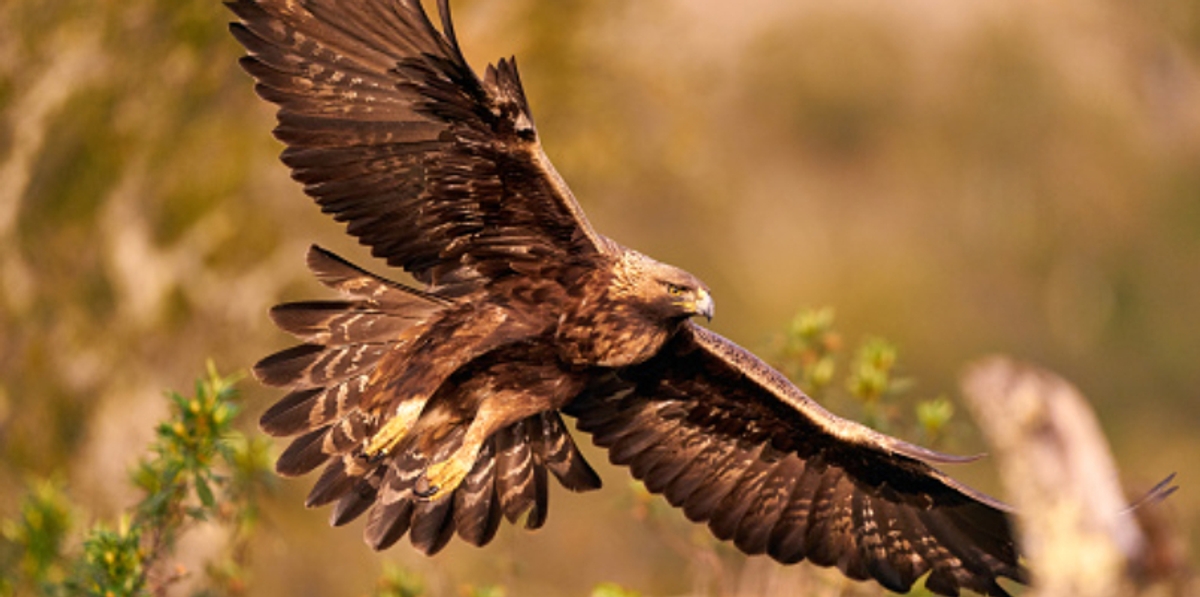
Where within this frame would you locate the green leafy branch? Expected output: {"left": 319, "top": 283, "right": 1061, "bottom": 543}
{"left": 774, "top": 307, "right": 955, "bottom": 444}
{"left": 0, "top": 363, "right": 274, "bottom": 597}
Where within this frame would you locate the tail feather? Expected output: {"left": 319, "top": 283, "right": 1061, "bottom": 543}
{"left": 306, "top": 456, "right": 355, "bottom": 508}
{"left": 259, "top": 246, "right": 447, "bottom": 480}
{"left": 409, "top": 492, "right": 457, "bottom": 555}
{"left": 331, "top": 465, "right": 385, "bottom": 527}
{"left": 255, "top": 342, "right": 389, "bottom": 389}
{"left": 309, "top": 413, "right": 600, "bottom": 553}
{"left": 364, "top": 448, "right": 426, "bottom": 550}
{"left": 276, "top": 425, "right": 332, "bottom": 477}
{"left": 270, "top": 301, "right": 429, "bottom": 345}
{"left": 453, "top": 437, "right": 502, "bottom": 546}
{"left": 321, "top": 410, "right": 369, "bottom": 456}
{"left": 259, "top": 387, "right": 324, "bottom": 437}
{"left": 539, "top": 411, "right": 601, "bottom": 492}
{"left": 406, "top": 426, "right": 462, "bottom": 555}
{"left": 260, "top": 375, "right": 369, "bottom": 437}
{"left": 495, "top": 419, "right": 541, "bottom": 527}
{"left": 525, "top": 416, "right": 551, "bottom": 530}
{"left": 306, "top": 244, "right": 449, "bottom": 308}
{"left": 365, "top": 493, "right": 415, "bottom": 551}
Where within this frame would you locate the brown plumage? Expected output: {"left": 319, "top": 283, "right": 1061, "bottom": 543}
{"left": 228, "top": 0, "right": 1026, "bottom": 594}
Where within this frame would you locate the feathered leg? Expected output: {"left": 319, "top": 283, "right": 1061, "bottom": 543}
{"left": 364, "top": 397, "right": 428, "bottom": 460}
{"left": 413, "top": 354, "right": 591, "bottom": 501}
{"left": 415, "top": 392, "right": 539, "bottom": 500}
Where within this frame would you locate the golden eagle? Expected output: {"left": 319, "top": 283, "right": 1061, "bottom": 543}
{"left": 228, "top": 0, "right": 1026, "bottom": 594}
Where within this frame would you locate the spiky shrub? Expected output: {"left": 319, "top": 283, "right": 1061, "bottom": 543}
{"left": 0, "top": 364, "right": 273, "bottom": 597}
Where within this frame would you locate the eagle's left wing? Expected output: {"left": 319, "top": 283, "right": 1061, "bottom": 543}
{"left": 568, "top": 322, "right": 1026, "bottom": 597}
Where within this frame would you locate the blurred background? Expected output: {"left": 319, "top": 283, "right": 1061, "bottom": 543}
{"left": 1, "top": 0, "right": 1198, "bottom": 594}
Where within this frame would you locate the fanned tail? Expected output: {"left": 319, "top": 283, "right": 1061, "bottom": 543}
{"left": 311, "top": 410, "right": 600, "bottom": 554}
{"left": 255, "top": 245, "right": 448, "bottom": 479}
{"left": 256, "top": 246, "right": 600, "bottom": 553}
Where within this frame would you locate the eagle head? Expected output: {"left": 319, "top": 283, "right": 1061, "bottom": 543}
{"left": 657, "top": 269, "right": 714, "bottom": 322}
{"left": 614, "top": 250, "right": 714, "bottom": 323}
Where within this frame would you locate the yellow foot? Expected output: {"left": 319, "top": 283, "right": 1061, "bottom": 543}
{"left": 364, "top": 399, "right": 426, "bottom": 461}
{"left": 415, "top": 457, "right": 471, "bottom": 501}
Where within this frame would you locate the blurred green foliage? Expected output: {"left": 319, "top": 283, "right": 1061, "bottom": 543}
{"left": 0, "top": 479, "right": 73, "bottom": 595}
{"left": 0, "top": 365, "right": 272, "bottom": 597}
{"left": 591, "top": 583, "right": 642, "bottom": 597}
{"left": 78, "top": 518, "right": 145, "bottom": 597}
{"left": 374, "top": 564, "right": 427, "bottom": 597}
{"left": 777, "top": 307, "right": 841, "bottom": 395}
{"left": 775, "top": 308, "right": 953, "bottom": 445}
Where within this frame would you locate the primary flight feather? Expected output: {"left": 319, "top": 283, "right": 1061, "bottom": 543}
{"left": 228, "top": 0, "right": 1026, "bottom": 593}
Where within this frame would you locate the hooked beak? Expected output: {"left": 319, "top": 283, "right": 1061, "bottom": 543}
{"left": 693, "top": 288, "right": 714, "bottom": 322}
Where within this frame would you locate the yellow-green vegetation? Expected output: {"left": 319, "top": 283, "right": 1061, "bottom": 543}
{"left": 774, "top": 308, "right": 954, "bottom": 445}
{"left": 373, "top": 564, "right": 427, "bottom": 597}
{"left": 0, "top": 365, "right": 273, "bottom": 597}
{"left": 0, "top": 479, "right": 73, "bottom": 595}
{"left": 591, "top": 583, "right": 642, "bottom": 597}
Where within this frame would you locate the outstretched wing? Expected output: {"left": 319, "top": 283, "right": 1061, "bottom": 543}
{"left": 227, "top": 0, "right": 607, "bottom": 292}
{"left": 568, "top": 323, "right": 1026, "bottom": 597}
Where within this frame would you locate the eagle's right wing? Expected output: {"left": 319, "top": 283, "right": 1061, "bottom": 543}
{"left": 569, "top": 322, "right": 1027, "bottom": 597}
{"left": 228, "top": 0, "right": 608, "bottom": 293}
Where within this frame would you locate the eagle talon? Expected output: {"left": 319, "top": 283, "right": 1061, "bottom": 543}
{"left": 413, "top": 479, "right": 439, "bottom": 498}
{"left": 363, "top": 399, "right": 429, "bottom": 462}
{"left": 417, "top": 457, "right": 470, "bottom": 501}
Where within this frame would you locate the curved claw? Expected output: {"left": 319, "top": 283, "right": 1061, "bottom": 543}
{"left": 416, "top": 457, "right": 470, "bottom": 501}
{"left": 413, "top": 479, "right": 440, "bottom": 499}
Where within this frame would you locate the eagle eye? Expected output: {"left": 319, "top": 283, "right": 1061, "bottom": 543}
{"left": 666, "top": 283, "right": 687, "bottom": 296}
